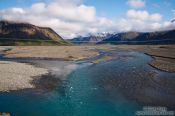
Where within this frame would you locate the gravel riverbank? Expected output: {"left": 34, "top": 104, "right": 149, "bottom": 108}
{"left": 0, "top": 61, "right": 48, "bottom": 92}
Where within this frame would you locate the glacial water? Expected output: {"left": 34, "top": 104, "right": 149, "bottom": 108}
{"left": 0, "top": 50, "right": 175, "bottom": 116}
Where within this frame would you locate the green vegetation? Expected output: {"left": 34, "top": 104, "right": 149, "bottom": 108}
{"left": 0, "top": 39, "right": 70, "bottom": 46}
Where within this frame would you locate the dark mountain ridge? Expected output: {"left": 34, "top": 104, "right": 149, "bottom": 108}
{"left": 100, "top": 30, "right": 175, "bottom": 44}
{"left": 0, "top": 20, "right": 68, "bottom": 45}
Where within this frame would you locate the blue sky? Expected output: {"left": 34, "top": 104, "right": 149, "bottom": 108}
{"left": 0, "top": 0, "right": 175, "bottom": 38}
{"left": 85, "top": 0, "right": 175, "bottom": 20}
{"left": 0, "top": 0, "right": 174, "bottom": 20}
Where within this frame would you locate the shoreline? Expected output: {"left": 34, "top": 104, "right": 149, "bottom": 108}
{"left": 0, "top": 60, "right": 49, "bottom": 92}
{"left": 0, "top": 46, "right": 100, "bottom": 61}
{"left": 144, "top": 53, "right": 175, "bottom": 73}
{"left": 0, "top": 45, "right": 118, "bottom": 61}
{"left": 115, "top": 45, "right": 175, "bottom": 73}
{"left": 1, "top": 45, "right": 175, "bottom": 72}
{"left": 149, "top": 58, "right": 175, "bottom": 73}
{"left": 0, "top": 45, "right": 175, "bottom": 92}
{"left": 0, "top": 60, "right": 72, "bottom": 93}
{"left": 0, "top": 46, "right": 101, "bottom": 92}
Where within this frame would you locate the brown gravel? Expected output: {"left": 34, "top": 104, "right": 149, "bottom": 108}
{"left": 116, "top": 45, "right": 175, "bottom": 72}
{"left": 0, "top": 61, "right": 48, "bottom": 92}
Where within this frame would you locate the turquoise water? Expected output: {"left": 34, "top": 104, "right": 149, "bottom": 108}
{"left": 0, "top": 50, "right": 175, "bottom": 116}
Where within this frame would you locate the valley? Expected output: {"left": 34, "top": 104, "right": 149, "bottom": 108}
{"left": 0, "top": 21, "right": 175, "bottom": 116}
{"left": 0, "top": 0, "right": 175, "bottom": 115}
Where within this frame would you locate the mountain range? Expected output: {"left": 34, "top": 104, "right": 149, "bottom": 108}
{"left": 70, "top": 30, "right": 175, "bottom": 45}
{"left": 0, "top": 20, "right": 175, "bottom": 45}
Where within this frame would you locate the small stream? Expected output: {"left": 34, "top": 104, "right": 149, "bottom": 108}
{"left": 0, "top": 49, "right": 175, "bottom": 116}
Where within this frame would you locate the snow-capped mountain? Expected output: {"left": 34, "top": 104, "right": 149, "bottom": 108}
{"left": 69, "top": 32, "right": 115, "bottom": 44}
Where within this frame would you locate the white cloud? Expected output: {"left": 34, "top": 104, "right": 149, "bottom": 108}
{"left": 0, "top": 0, "right": 103, "bottom": 38}
{"left": 31, "top": 3, "right": 46, "bottom": 13}
{"left": 127, "top": 0, "right": 145, "bottom": 9}
{"left": 0, "top": 0, "right": 174, "bottom": 39}
{"left": 127, "top": 9, "right": 162, "bottom": 22}
{"left": 150, "top": 13, "right": 162, "bottom": 22}
{"left": 116, "top": 18, "right": 175, "bottom": 32}
{"left": 47, "top": 3, "right": 96, "bottom": 23}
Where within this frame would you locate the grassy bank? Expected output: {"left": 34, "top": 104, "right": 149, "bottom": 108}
{"left": 0, "top": 39, "right": 69, "bottom": 46}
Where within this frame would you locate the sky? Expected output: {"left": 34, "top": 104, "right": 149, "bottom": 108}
{"left": 0, "top": 0, "right": 175, "bottom": 39}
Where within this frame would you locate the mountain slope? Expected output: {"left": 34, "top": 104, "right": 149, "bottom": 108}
{"left": 0, "top": 20, "right": 68, "bottom": 45}
{"left": 100, "top": 30, "right": 175, "bottom": 44}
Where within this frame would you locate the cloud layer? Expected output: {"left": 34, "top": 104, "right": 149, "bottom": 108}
{"left": 127, "top": 10, "right": 162, "bottom": 22}
{"left": 127, "top": 0, "right": 145, "bottom": 9}
{"left": 0, "top": 0, "right": 175, "bottom": 39}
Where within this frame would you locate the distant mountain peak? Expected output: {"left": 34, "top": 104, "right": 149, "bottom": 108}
{"left": 69, "top": 32, "right": 115, "bottom": 44}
